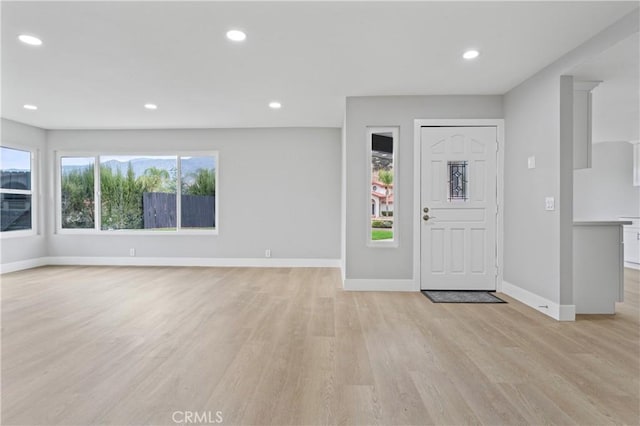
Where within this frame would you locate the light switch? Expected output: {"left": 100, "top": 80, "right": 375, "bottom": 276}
{"left": 528, "top": 156, "right": 536, "bottom": 169}
{"left": 545, "top": 197, "right": 555, "bottom": 211}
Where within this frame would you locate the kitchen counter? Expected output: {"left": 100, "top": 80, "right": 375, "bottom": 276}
{"left": 573, "top": 220, "right": 633, "bottom": 226}
{"left": 574, "top": 220, "right": 632, "bottom": 226}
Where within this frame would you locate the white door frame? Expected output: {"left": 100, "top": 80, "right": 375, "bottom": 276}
{"left": 413, "top": 119, "right": 505, "bottom": 292}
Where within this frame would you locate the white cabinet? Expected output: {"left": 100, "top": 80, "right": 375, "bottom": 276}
{"left": 620, "top": 217, "right": 640, "bottom": 267}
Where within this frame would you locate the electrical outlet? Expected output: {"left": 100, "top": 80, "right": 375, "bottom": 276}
{"left": 129, "top": 248, "right": 136, "bottom": 257}
{"left": 545, "top": 197, "right": 555, "bottom": 211}
{"left": 265, "top": 249, "right": 271, "bottom": 258}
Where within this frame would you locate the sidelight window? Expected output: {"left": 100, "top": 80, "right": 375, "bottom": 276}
{"left": 368, "top": 127, "right": 398, "bottom": 245}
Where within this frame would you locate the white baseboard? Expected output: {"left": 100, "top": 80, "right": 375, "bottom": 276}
{"left": 0, "top": 257, "right": 48, "bottom": 274}
{"left": 343, "top": 278, "right": 417, "bottom": 291}
{"left": 624, "top": 262, "right": 640, "bottom": 271}
{"left": 2, "top": 257, "right": 340, "bottom": 273}
{"left": 48, "top": 256, "right": 341, "bottom": 268}
{"left": 558, "top": 304, "right": 576, "bottom": 321}
{"left": 501, "top": 280, "right": 575, "bottom": 321}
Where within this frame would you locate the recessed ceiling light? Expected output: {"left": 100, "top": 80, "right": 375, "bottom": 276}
{"left": 269, "top": 101, "right": 282, "bottom": 109}
{"left": 18, "top": 34, "right": 43, "bottom": 46}
{"left": 226, "top": 30, "right": 246, "bottom": 42}
{"left": 23, "top": 104, "right": 38, "bottom": 110}
{"left": 463, "top": 50, "right": 480, "bottom": 60}
{"left": 144, "top": 103, "right": 158, "bottom": 110}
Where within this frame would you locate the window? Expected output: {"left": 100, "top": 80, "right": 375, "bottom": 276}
{"left": 61, "top": 157, "right": 95, "bottom": 229}
{"left": 368, "top": 127, "right": 398, "bottom": 245}
{"left": 100, "top": 155, "right": 177, "bottom": 230}
{"left": 1, "top": 146, "right": 34, "bottom": 233}
{"left": 180, "top": 156, "right": 216, "bottom": 229}
{"left": 58, "top": 152, "right": 217, "bottom": 233}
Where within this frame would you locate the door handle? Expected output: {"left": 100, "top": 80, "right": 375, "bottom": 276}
{"left": 423, "top": 214, "right": 430, "bottom": 221}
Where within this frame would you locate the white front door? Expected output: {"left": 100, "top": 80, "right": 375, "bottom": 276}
{"left": 420, "top": 126, "right": 498, "bottom": 290}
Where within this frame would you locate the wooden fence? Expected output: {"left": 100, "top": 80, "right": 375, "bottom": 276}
{"left": 143, "top": 192, "right": 215, "bottom": 229}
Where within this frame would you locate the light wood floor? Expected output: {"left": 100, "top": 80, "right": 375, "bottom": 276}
{"left": 2, "top": 266, "right": 638, "bottom": 425}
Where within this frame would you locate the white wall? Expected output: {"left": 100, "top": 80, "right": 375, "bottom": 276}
{"left": 44, "top": 127, "right": 341, "bottom": 262}
{"left": 504, "top": 73, "right": 562, "bottom": 300}
{"left": 0, "top": 118, "right": 48, "bottom": 267}
{"left": 503, "top": 8, "right": 638, "bottom": 313}
{"left": 574, "top": 141, "right": 640, "bottom": 220}
{"left": 344, "top": 95, "right": 503, "bottom": 283}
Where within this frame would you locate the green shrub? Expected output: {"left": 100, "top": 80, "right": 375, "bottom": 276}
{"left": 381, "top": 211, "right": 393, "bottom": 217}
{"left": 371, "top": 220, "right": 393, "bottom": 229}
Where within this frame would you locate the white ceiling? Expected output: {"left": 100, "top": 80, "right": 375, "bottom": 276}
{"left": 2, "top": 1, "right": 637, "bottom": 129}
{"left": 571, "top": 32, "right": 639, "bottom": 143}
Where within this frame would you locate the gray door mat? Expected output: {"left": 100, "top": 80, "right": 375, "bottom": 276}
{"left": 422, "top": 290, "right": 507, "bottom": 303}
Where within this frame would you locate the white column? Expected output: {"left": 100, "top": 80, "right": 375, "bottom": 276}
{"left": 630, "top": 140, "right": 640, "bottom": 186}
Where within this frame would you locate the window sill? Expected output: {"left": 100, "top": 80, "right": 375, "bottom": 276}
{"left": 367, "top": 239, "right": 399, "bottom": 248}
{"left": 0, "top": 230, "right": 37, "bottom": 239}
{"left": 56, "top": 229, "right": 219, "bottom": 236}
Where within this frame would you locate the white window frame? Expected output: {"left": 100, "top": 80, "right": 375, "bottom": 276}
{"left": 56, "top": 151, "right": 219, "bottom": 235}
{"left": 366, "top": 126, "right": 399, "bottom": 248}
{"left": 1, "top": 144, "right": 37, "bottom": 238}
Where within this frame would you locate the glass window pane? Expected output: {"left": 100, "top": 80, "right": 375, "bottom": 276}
{"left": 0, "top": 146, "right": 31, "bottom": 190}
{"left": 61, "top": 157, "right": 95, "bottom": 229}
{"left": 1, "top": 193, "right": 31, "bottom": 231}
{"left": 100, "top": 156, "right": 177, "bottom": 230}
{"left": 448, "top": 161, "right": 468, "bottom": 201}
{"left": 180, "top": 156, "right": 216, "bottom": 229}
{"left": 371, "top": 131, "right": 394, "bottom": 241}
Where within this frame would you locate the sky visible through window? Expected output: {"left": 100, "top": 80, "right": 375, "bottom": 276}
{"left": 0, "top": 147, "right": 30, "bottom": 171}
{"left": 99, "top": 155, "right": 176, "bottom": 163}
{"left": 60, "top": 157, "right": 93, "bottom": 167}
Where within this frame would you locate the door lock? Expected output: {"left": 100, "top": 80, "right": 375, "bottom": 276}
{"left": 423, "top": 207, "right": 429, "bottom": 213}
